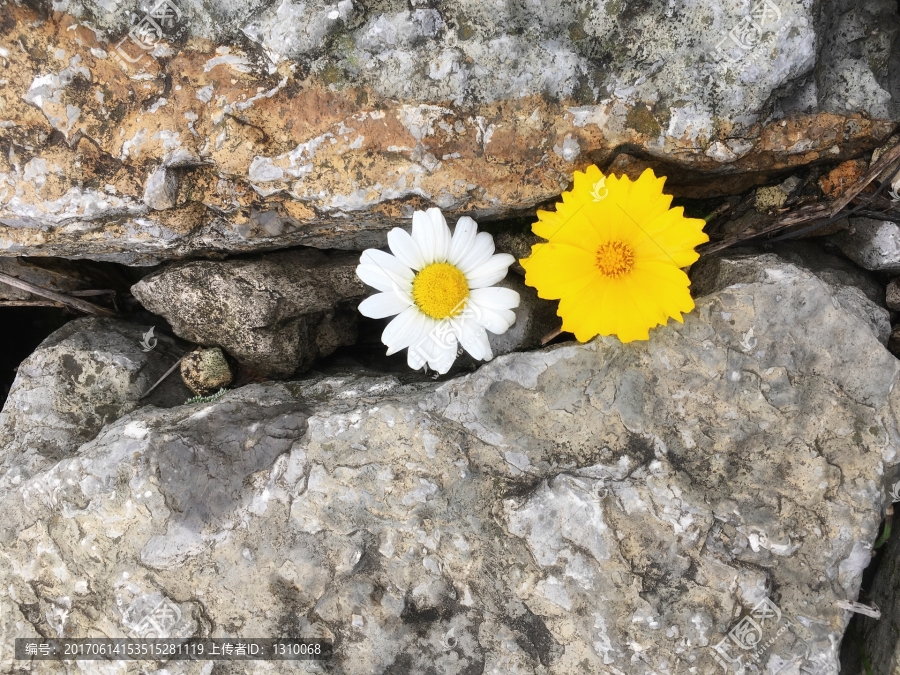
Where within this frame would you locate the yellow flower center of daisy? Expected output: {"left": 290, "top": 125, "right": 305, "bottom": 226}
{"left": 412, "top": 262, "right": 469, "bottom": 319}
{"left": 595, "top": 241, "right": 635, "bottom": 278}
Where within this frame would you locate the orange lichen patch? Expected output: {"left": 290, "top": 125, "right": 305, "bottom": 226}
{"left": 276, "top": 199, "right": 316, "bottom": 222}
{"left": 818, "top": 159, "right": 869, "bottom": 198}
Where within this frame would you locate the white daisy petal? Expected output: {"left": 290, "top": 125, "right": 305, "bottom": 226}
{"left": 404, "top": 313, "right": 435, "bottom": 366}
{"left": 467, "top": 253, "right": 515, "bottom": 289}
{"left": 357, "top": 208, "right": 519, "bottom": 375}
{"left": 469, "top": 286, "right": 520, "bottom": 311}
{"left": 454, "top": 317, "right": 492, "bottom": 361}
{"left": 356, "top": 264, "right": 396, "bottom": 293}
{"left": 409, "top": 315, "right": 448, "bottom": 369}
{"left": 359, "top": 249, "right": 415, "bottom": 291}
{"left": 457, "top": 232, "right": 495, "bottom": 274}
{"left": 448, "top": 216, "right": 478, "bottom": 267}
{"left": 426, "top": 208, "right": 452, "bottom": 261}
{"left": 428, "top": 337, "right": 458, "bottom": 374}
{"left": 408, "top": 345, "right": 427, "bottom": 370}
{"left": 358, "top": 291, "right": 413, "bottom": 319}
{"left": 382, "top": 306, "right": 422, "bottom": 355}
{"left": 387, "top": 228, "right": 426, "bottom": 270}
{"left": 412, "top": 210, "right": 436, "bottom": 263}
{"left": 469, "top": 303, "right": 516, "bottom": 334}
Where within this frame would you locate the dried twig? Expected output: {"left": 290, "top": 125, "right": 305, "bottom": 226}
{"left": 0, "top": 272, "right": 117, "bottom": 316}
{"left": 138, "top": 356, "right": 185, "bottom": 400}
{"left": 0, "top": 300, "right": 67, "bottom": 308}
{"left": 67, "top": 289, "right": 117, "bottom": 297}
{"left": 699, "top": 137, "right": 900, "bottom": 254}
{"left": 541, "top": 326, "right": 563, "bottom": 345}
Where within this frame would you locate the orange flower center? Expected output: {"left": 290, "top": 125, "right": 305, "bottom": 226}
{"left": 595, "top": 241, "right": 635, "bottom": 278}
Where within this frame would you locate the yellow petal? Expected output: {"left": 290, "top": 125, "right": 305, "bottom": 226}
{"left": 632, "top": 261, "right": 696, "bottom": 318}
{"left": 532, "top": 208, "right": 603, "bottom": 251}
{"left": 521, "top": 243, "right": 598, "bottom": 299}
{"left": 630, "top": 208, "right": 709, "bottom": 267}
{"left": 557, "top": 275, "right": 613, "bottom": 341}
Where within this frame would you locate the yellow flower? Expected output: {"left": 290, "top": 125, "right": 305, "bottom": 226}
{"left": 520, "top": 166, "right": 708, "bottom": 343}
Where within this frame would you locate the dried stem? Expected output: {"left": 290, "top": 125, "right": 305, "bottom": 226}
{"left": 541, "top": 326, "right": 563, "bottom": 345}
{"left": 699, "top": 135, "right": 900, "bottom": 255}
{"left": 0, "top": 272, "right": 117, "bottom": 316}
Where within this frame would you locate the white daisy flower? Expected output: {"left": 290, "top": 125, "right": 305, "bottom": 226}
{"left": 356, "top": 208, "right": 520, "bottom": 374}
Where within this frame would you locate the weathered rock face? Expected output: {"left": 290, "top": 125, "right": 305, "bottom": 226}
{"left": 179, "top": 346, "right": 233, "bottom": 395}
{"left": 1, "top": 258, "right": 898, "bottom": 673}
{"left": 833, "top": 217, "right": 900, "bottom": 272}
{"left": 131, "top": 249, "right": 365, "bottom": 377}
{"left": 0, "top": 316, "right": 190, "bottom": 500}
{"left": 1, "top": 0, "right": 897, "bottom": 263}
{"left": 691, "top": 244, "right": 892, "bottom": 345}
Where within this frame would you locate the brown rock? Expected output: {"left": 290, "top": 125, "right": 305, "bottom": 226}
{"left": 886, "top": 278, "right": 900, "bottom": 311}
{"left": 180, "top": 348, "right": 233, "bottom": 396}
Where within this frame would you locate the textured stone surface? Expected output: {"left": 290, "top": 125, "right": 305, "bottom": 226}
{"left": 485, "top": 275, "right": 558, "bottom": 359}
{"left": 131, "top": 249, "right": 365, "bottom": 377}
{"left": 833, "top": 218, "right": 900, "bottom": 272}
{"left": 0, "top": 1, "right": 897, "bottom": 263}
{"left": 179, "top": 347, "right": 232, "bottom": 395}
{"left": 1, "top": 259, "right": 898, "bottom": 673}
{"left": 691, "top": 244, "right": 892, "bottom": 345}
{"left": 0, "top": 317, "right": 191, "bottom": 501}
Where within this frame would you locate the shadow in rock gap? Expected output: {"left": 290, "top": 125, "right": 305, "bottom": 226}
{"left": 838, "top": 496, "right": 900, "bottom": 675}
{"left": 0, "top": 306, "right": 70, "bottom": 408}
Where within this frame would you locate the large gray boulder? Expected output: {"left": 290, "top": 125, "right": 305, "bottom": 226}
{"left": 0, "top": 0, "right": 897, "bottom": 263}
{"left": 0, "top": 317, "right": 191, "bottom": 500}
{"left": 1, "top": 257, "right": 898, "bottom": 674}
{"left": 131, "top": 249, "right": 366, "bottom": 378}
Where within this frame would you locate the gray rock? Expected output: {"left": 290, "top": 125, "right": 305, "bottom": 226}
{"left": 691, "top": 245, "right": 891, "bottom": 345}
{"left": 1, "top": 259, "right": 898, "bottom": 674}
{"left": 142, "top": 166, "right": 178, "bottom": 211}
{"left": 832, "top": 218, "right": 900, "bottom": 272}
{"left": 774, "top": 241, "right": 885, "bottom": 304}
{"left": 487, "top": 274, "right": 558, "bottom": 358}
{"left": 494, "top": 231, "right": 540, "bottom": 276}
{"left": 180, "top": 347, "right": 233, "bottom": 395}
{"left": 131, "top": 249, "right": 366, "bottom": 378}
{"left": 0, "top": 317, "right": 190, "bottom": 500}
{"left": 1, "top": 0, "right": 896, "bottom": 263}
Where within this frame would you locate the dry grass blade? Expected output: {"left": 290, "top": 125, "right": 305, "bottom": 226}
{"left": 0, "top": 272, "right": 117, "bottom": 316}
{"left": 699, "top": 134, "right": 900, "bottom": 256}
{"left": 541, "top": 326, "right": 563, "bottom": 345}
{"left": 0, "top": 300, "right": 68, "bottom": 308}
